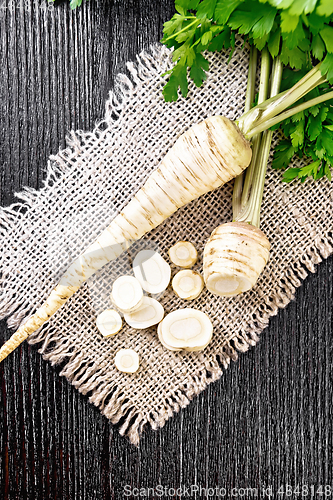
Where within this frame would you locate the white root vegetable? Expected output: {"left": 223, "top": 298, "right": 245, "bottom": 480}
{"left": 124, "top": 296, "right": 164, "bottom": 329}
{"left": 157, "top": 323, "right": 181, "bottom": 351}
{"left": 171, "top": 270, "right": 204, "bottom": 300}
{"left": 203, "top": 221, "right": 270, "bottom": 297}
{"left": 111, "top": 275, "right": 143, "bottom": 313}
{"left": 168, "top": 241, "right": 197, "bottom": 268}
{"left": 96, "top": 309, "right": 122, "bottom": 337}
{"left": 0, "top": 116, "right": 251, "bottom": 362}
{"left": 133, "top": 250, "right": 171, "bottom": 295}
{"left": 158, "top": 308, "right": 213, "bottom": 352}
{"left": 114, "top": 348, "right": 140, "bottom": 373}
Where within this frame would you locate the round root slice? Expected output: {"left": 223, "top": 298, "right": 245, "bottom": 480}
{"left": 203, "top": 221, "right": 270, "bottom": 297}
{"left": 124, "top": 297, "right": 164, "bottom": 329}
{"left": 96, "top": 309, "right": 122, "bottom": 337}
{"left": 157, "top": 322, "right": 182, "bottom": 351}
{"left": 159, "top": 308, "right": 213, "bottom": 352}
{"left": 168, "top": 241, "right": 198, "bottom": 268}
{"left": 114, "top": 349, "right": 140, "bottom": 373}
{"left": 133, "top": 250, "right": 171, "bottom": 294}
{"left": 172, "top": 270, "right": 204, "bottom": 300}
{"left": 111, "top": 275, "right": 143, "bottom": 313}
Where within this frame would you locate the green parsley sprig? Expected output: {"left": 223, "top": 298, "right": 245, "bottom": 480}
{"left": 161, "top": 0, "right": 333, "bottom": 101}
{"left": 162, "top": 0, "right": 333, "bottom": 184}
{"left": 272, "top": 68, "right": 333, "bottom": 181}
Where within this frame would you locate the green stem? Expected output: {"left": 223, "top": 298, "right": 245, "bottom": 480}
{"left": 240, "top": 49, "right": 271, "bottom": 209}
{"left": 163, "top": 19, "right": 199, "bottom": 42}
{"left": 238, "top": 130, "right": 272, "bottom": 226}
{"left": 244, "top": 46, "right": 259, "bottom": 112}
{"left": 256, "top": 64, "right": 322, "bottom": 119}
{"left": 246, "top": 74, "right": 326, "bottom": 138}
{"left": 236, "top": 57, "right": 283, "bottom": 227}
{"left": 250, "top": 74, "right": 325, "bottom": 113}
{"left": 232, "top": 46, "right": 258, "bottom": 220}
{"left": 247, "top": 89, "right": 333, "bottom": 138}
{"left": 237, "top": 63, "right": 327, "bottom": 139}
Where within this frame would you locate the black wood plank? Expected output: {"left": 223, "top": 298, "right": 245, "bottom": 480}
{"left": 1, "top": 1, "right": 332, "bottom": 498}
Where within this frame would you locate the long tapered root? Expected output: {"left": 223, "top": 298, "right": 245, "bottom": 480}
{"left": 203, "top": 222, "right": 270, "bottom": 297}
{"left": 0, "top": 284, "right": 79, "bottom": 362}
{"left": 0, "top": 116, "right": 252, "bottom": 361}
{"left": 0, "top": 328, "right": 31, "bottom": 362}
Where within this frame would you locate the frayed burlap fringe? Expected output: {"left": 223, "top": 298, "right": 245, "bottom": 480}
{"left": 1, "top": 42, "right": 333, "bottom": 446}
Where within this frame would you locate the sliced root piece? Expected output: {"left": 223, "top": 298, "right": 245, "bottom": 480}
{"left": 203, "top": 221, "right": 270, "bottom": 297}
{"left": 157, "top": 322, "right": 182, "bottom": 351}
{"left": 96, "top": 309, "right": 122, "bottom": 337}
{"left": 168, "top": 241, "right": 198, "bottom": 268}
{"left": 159, "top": 308, "right": 213, "bottom": 352}
{"left": 114, "top": 348, "right": 140, "bottom": 373}
{"left": 172, "top": 270, "right": 204, "bottom": 300}
{"left": 124, "top": 297, "right": 164, "bottom": 329}
{"left": 111, "top": 275, "right": 143, "bottom": 313}
{"left": 133, "top": 250, "right": 171, "bottom": 294}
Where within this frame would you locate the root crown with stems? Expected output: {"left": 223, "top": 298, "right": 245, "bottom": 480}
{"left": 204, "top": 49, "right": 283, "bottom": 298}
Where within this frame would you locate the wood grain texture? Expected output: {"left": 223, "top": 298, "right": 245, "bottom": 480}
{"left": 0, "top": 1, "right": 332, "bottom": 498}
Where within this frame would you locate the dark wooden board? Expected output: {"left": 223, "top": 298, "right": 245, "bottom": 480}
{"left": 0, "top": 1, "right": 332, "bottom": 498}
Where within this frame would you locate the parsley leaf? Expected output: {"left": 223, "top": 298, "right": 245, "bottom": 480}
{"left": 311, "top": 33, "right": 325, "bottom": 60}
{"left": 272, "top": 140, "right": 296, "bottom": 170}
{"left": 69, "top": 0, "right": 83, "bottom": 8}
{"left": 267, "top": 28, "right": 281, "bottom": 57}
{"left": 280, "top": 43, "right": 307, "bottom": 68}
{"left": 272, "top": 72, "right": 333, "bottom": 182}
{"left": 320, "top": 53, "right": 333, "bottom": 83}
{"left": 288, "top": 0, "right": 318, "bottom": 16}
{"left": 320, "top": 25, "right": 333, "bottom": 53}
{"left": 282, "top": 20, "right": 306, "bottom": 50}
{"left": 307, "top": 114, "right": 323, "bottom": 140}
{"left": 260, "top": 0, "right": 318, "bottom": 15}
{"left": 197, "top": 0, "right": 218, "bottom": 18}
{"left": 208, "top": 27, "right": 234, "bottom": 51}
{"left": 162, "top": 63, "right": 196, "bottom": 100}
{"left": 280, "top": 11, "right": 300, "bottom": 32}
{"left": 190, "top": 53, "right": 210, "bottom": 86}
{"left": 214, "top": 0, "right": 244, "bottom": 24}
{"left": 316, "top": 0, "right": 333, "bottom": 17}
{"left": 228, "top": 3, "right": 277, "bottom": 39}
{"left": 161, "top": 0, "right": 333, "bottom": 100}
{"left": 176, "top": 0, "right": 201, "bottom": 13}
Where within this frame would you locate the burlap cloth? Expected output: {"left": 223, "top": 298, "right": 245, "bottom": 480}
{"left": 1, "top": 41, "right": 332, "bottom": 445}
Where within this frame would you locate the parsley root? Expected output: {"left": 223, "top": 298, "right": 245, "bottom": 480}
{"left": 0, "top": 116, "right": 251, "bottom": 362}
{"left": 3, "top": 29, "right": 333, "bottom": 357}
{"left": 203, "top": 47, "right": 331, "bottom": 297}
{"left": 203, "top": 222, "right": 270, "bottom": 296}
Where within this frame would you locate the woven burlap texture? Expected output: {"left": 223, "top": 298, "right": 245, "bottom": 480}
{"left": 1, "top": 42, "right": 333, "bottom": 445}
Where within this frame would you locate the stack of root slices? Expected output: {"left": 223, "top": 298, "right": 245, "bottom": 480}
{"left": 95, "top": 244, "right": 213, "bottom": 373}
